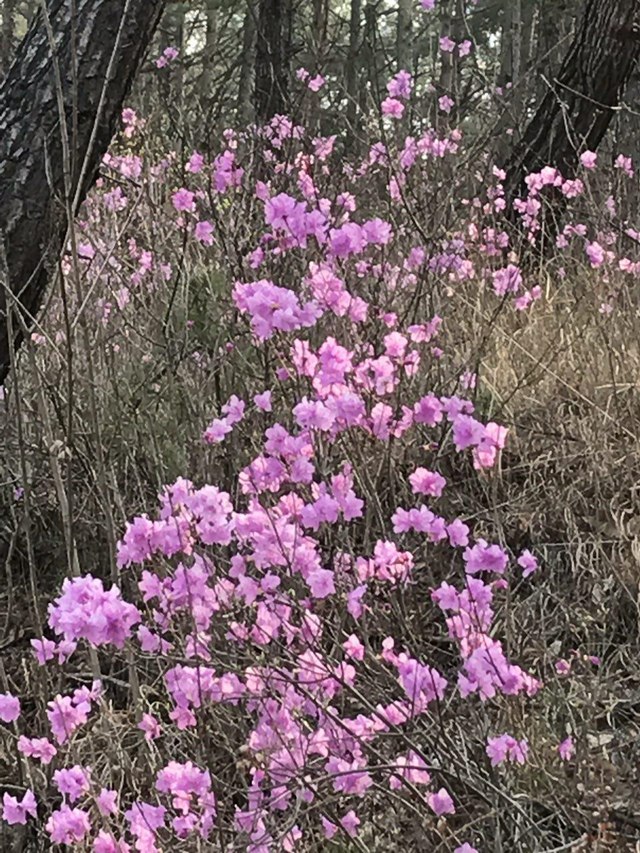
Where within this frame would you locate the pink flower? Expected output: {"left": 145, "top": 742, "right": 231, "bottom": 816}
{"left": 421, "top": 0, "right": 435, "bottom": 8}
{"left": 389, "top": 751, "right": 431, "bottom": 789}
{"left": 194, "top": 220, "right": 214, "bottom": 245}
{"left": 387, "top": 70, "right": 412, "bottom": 99}
{"left": 439, "top": 95, "right": 455, "bottom": 114}
{"left": 464, "top": 539, "right": 508, "bottom": 575}
{"left": 457, "top": 39, "right": 473, "bottom": 57}
{"left": 343, "top": 634, "right": 365, "bottom": 660}
{"left": 409, "top": 467, "right": 446, "bottom": 497}
{"left": 381, "top": 97, "right": 405, "bottom": 119}
{"left": 586, "top": 241, "right": 605, "bottom": 268}
{"left": 455, "top": 845, "right": 478, "bottom": 853}
{"left": 440, "top": 36, "right": 455, "bottom": 52}
{"left": 329, "top": 222, "right": 365, "bottom": 257}
{"left": 0, "top": 692, "right": 20, "bottom": 723}
{"left": 18, "top": 736, "right": 57, "bottom": 765}
{"left": 203, "top": 418, "right": 232, "bottom": 444}
{"left": 580, "top": 150, "right": 597, "bottom": 169}
{"left": 615, "top": 153, "right": 634, "bottom": 177}
{"left": 414, "top": 394, "right": 443, "bottom": 426}
{"left": 492, "top": 263, "right": 522, "bottom": 295}
{"left": 48, "top": 575, "right": 140, "bottom": 649}
{"left": 253, "top": 390, "right": 273, "bottom": 411}
{"left": 138, "top": 713, "right": 162, "bottom": 741}
{"left": 452, "top": 415, "right": 485, "bottom": 450}
{"left": 510, "top": 738, "right": 529, "bottom": 764}
{"left": 347, "top": 585, "right": 367, "bottom": 619}
{"left": 364, "top": 218, "right": 393, "bottom": 245}
{"left": 308, "top": 74, "right": 325, "bottom": 91}
{"left": 321, "top": 816, "right": 337, "bottom": 838}
{"left": 486, "top": 734, "right": 511, "bottom": 766}
{"left": 518, "top": 549, "right": 538, "bottom": 578}
{"left": 46, "top": 804, "right": 92, "bottom": 845}
{"left": 223, "top": 394, "right": 245, "bottom": 425}
{"left": 53, "top": 766, "right": 91, "bottom": 803}
{"left": 447, "top": 518, "right": 470, "bottom": 547}
{"left": 186, "top": 151, "right": 204, "bottom": 173}
{"left": 428, "top": 787, "right": 455, "bottom": 815}
{"left": 233, "top": 279, "right": 321, "bottom": 339}
{"left": 2, "top": 790, "right": 37, "bottom": 825}
{"left": 486, "top": 733, "right": 529, "bottom": 766}
{"left": 339, "top": 810, "right": 360, "bottom": 837}
{"left": 558, "top": 736, "right": 574, "bottom": 761}
{"left": 93, "top": 831, "right": 130, "bottom": 852}
{"left": 47, "top": 694, "right": 91, "bottom": 744}
{"left": 172, "top": 188, "right": 195, "bottom": 212}
{"left": 96, "top": 789, "right": 119, "bottom": 817}
{"left": 307, "top": 568, "right": 336, "bottom": 599}
{"left": 473, "top": 421, "right": 508, "bottom": 469}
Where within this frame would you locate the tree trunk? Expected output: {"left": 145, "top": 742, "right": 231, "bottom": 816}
{"left": 396, "top": 0, "right": 413, "bottom": 73}
{"left": 498, "top": 0, "right": 522, "bottom": 89}
{"left": 493, "top": 0, "right": 526, "bottom": 163}
{"left": 345, "top": 0, "right": 361, "bottom": 132}
{"left": 503, "top": 0, "right": 640, "bottom": 216}
{"left": 0, "top": 0, "right": 16, "bottom": 76}
{"left": 0, "top": 0, "right": 164, "bottom": 387}
{"left": 534, "top": 0, "right": 577, "bottom": 103}
{"left": 237, "top": 0, "right": 257, "bottom": 124}
{"left": 311, "top": 0, "right": 328, "bottom": 69}
{"left": 359, "top": 0, "right": 379, "bottom": 115}
{"left": 161, "top": 2, "right": 185, "bottom": 105}
{"left": 254, "top": 0, "right": 292, "bottom": 122}
{"left": 200, "top": 0, "right": 219, "bottom": 103}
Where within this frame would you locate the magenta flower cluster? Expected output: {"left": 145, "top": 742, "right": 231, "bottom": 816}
{"left": 0, "top": 53, "right": 617, "bottom": 851}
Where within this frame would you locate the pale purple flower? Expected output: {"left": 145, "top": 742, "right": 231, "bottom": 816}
{"left": 0, "top": 693, "right": 20, "bottom": 723}
{"left": 518, "top": 549, "right": 538, "bottom": 578}
{"left": 428, "top": 787, "right": 455, "bottom": 815}
{"left": 558, "top": 736, "right": 574, "bottom": 761}
{"left": 580, "top": 150, "right": 597, "bottom": 169}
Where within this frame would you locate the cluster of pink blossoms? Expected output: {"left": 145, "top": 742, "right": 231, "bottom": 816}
{"left": 9, "top": 58, "right": 624, "bottom": 851}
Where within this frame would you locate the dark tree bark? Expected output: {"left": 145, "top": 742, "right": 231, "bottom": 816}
{"left": 396, "top": 0, "right": 412, "bottom": 73}
{"left": 0, "top": 0, "right": 164, "bottom": 387}
{"left": 200, "top": 0, "right": 219, "bottom": 102}
{"left": 345, "top": 0, "right": 361, "bottom": 133}
{"left": 237, "top": 0, "right": 258, "bottom": 124}
{"left": 503, "top": 0, "right": 640, "bottom": 213}
{"left": 0, "top": 0, "right": 16, "bottom": 77}
{"left": 254, "top": 0, "right": 292, "bottom": 122}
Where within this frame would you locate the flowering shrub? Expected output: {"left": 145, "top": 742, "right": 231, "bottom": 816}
{"left": 1, "top": 52, "right": 639, "bottom": 852}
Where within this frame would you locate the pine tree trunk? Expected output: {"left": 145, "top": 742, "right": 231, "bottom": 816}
{"left": 161, "top": 2, "right": 185, "bottom": 105}
{"left": 0, "top": 0, "right": 16, "bottom": 76}
{"left": 534, "top": 0, "right": 577, "bottom": 103}
{"left": 0, "top": 0, "right": 164, "bottom": 387}
{"left": 200, "top": 0, "right": 219, "bottom": 103}
{"left": 254, "top": 0, "right": 292, "bottom": 122}
{"left": 438, "top": 0, "right": 456, "bottom": 95}
{"left": 503, "top": 0, "right": 640, "bottom": 215}
{"left": 498, "top": 0, "right": 523, "bottom": 88}
{"left": 237, "top": 0, "right": 258, "bottom": 124}
{"left": 359, "top": 0, "right": 379, "bottom": 116}
{"left": 493, "top": 0, "right": 525, "bottom": 162}
{"left": 311, "top": 0, "right": 328, "bottom": 69}
{"left": 396, "top": 0, "right": 413, "bottom": 73}
{"left": 345, "top": 0, "right": 361, "bottom": 132}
